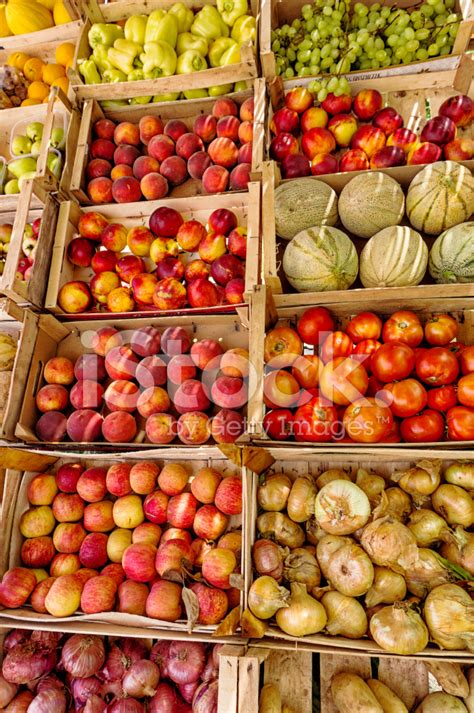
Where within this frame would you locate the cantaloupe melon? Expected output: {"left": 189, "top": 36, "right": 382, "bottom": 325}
{"left": 429, "top": 222, "right": 474, "bottom": 284}
{"left": 282, "top": 226, "right": 358, "bottom": 293}
{"left": 406, "top": 161, "right": 474, "bottom": 235}
{"left": 274, "top": 178, "right": 338, "bottom": 240}
{"left": 338, "top": 172, "right": 405, "bottom": 239}
{"left": 360, "top": 226, "right": 428, "bottom": 288}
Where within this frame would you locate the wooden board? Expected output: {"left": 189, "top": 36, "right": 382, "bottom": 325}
{"left": 0, "top": 20, "right": 82, "bottom": 54}
{"left": 264, "top": 649, "right": 313, "bottom": 713}
{"left": 320, "top": 654, "right": 371, "bottom": 713}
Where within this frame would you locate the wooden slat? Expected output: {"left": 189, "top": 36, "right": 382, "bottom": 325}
{"left": 320, "top": 653, "right": 372, "bottom": 713}
{"left": 264, "top": 649, "right": 312, "bottom": 713}
{"left": 238, "top": 647, "right": 269, "bottom": 713}
{"left": 377, "top": 657, "right": 429, "bottom": 710}
{"left": 218, "top": 645, "right": 246, "bottom": 713}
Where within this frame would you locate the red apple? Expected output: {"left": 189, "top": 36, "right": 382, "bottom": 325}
{"left": 269, "top": 132, "right": 299, "bottom": 161}
{"left": 421, "top": 115, "right": 456, "bottom": 145}
{"left": 270, "top": 107, "right": 299, "bottom": 135}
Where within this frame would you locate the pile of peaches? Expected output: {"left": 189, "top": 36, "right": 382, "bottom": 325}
{"left": 34, "top": 325, "right": 249, "bottom": 445}
{"left": 270, "top": 86, "right": 473, "bottom": 177}
{"left": 58, "top": 206, "right": 247, "bottom": 314}
{"left": 86, "top": 96, "right": 254, "bottom": 203}
{"left": 0, "top": 460, "right": 243, "bottom": 626}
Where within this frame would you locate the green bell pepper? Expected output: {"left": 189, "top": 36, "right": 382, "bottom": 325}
{"left": 153, "top": 92, "right": 180, "bottom": 102}
{"left": 88, "top": 23, "right": 124, "bottom": 49}
{"left": 208, "top": 82, "right": 233, "bottom": 96}
{"left": 176, "top": 49, "right": 208, "bottom": 73}
{"left": 144, "top": 10, "right": 178, "bottom": 48}
{"left": 102, "top": 68, "right": 127, "bottom": 83}
{"left": 220, "top": 42, "right": 241, "bottom": 64}
{"left": 231, "top": 14, "right": 256, "bottom": 42}
{"left": 183, "top": 88, "right": 208, "bottom": 99}
{"left": 176, "top": 32, "right": 208, "bottom": 56}
{"left": 124, "top": 14, "right": 148, "bottom": 45}
{"left": 217, "top": 0, "right": 247, "bottom": 26}
{"left": 234, "top": 79, "right": 248, "bottom": 91}
{"left": 209, "top": 37, "right": 239, "bottom": 66}
{"left": 141, "top": 41, "right": 177, "bottom": 78}
{"left": 130, "top": 95, "right": 153, "bottom": 104}
{"left": 78, "top": 59, "right": 102, "bottom": 84}
{"left": 191, "top": 5, "right": 228, "bottom": 40}
{"left": 108, "top": 39, "right": 142, "bottom": 75}
{"left": 114, "top": 38, "right": 142, "bottom": 57}
{"left": 169, "top": 2, "right": 194, "bottom": 32}
{"left": 128, "top": 68, "right": 144, "bottom": 81}
{"left": 92, "top": 44, "right": 114, "bottom": 73}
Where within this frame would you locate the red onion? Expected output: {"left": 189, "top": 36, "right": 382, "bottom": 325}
{"left": 2, "top": 641, "right": 57, "bottom": 684}
{"left": 252, "top": 539, "right": 284, "bottom": 580}
{"left": 100, "top": 678, "right": 124, "bottom": 701}
{"left": 117, "top": 638, "right": 147, "bottom": 663}
{"left": 149, "top": 683, "right": 178, "bottom": 713}
{"left": 36, "top": 675, "right": 63, "bottom": 693}
{"left": 107, "top": 700, "right": 144, "bottom": 713}
{"left": 178, "top": 680, "right": 199, "bottom": 703}
{"left": 167, "top": 642, "right": 206, "bottom": 685}
{"left": 27, "top": 687, "right": 67, "bottom": 713}
{"left": 4, "top": 690, "right": 34, "bottom": 711}
{"left": 176, "top": 703, "right": 192, "bottom": 713}
{"left": 3, "top": 630, "right": 29, "bottom": 653}
{"left": 84, "top": 695, "right": 107, "bottom": 713}
{"left": 150, "top": 641, "right": 171, "bottom": 678}
{"left": 122, "top": 660, "right": 160, "bottom": 698}
{"left": 0, "top": 674, "right": 17, "bottom": 707}
{"left": 30, "top": 631, "right": 62, "bottom": 648}
{"left": 201, "top": 649, "right": 218, "bottom": 684}
{"left": 192, "top": 681, "right": 218, "bottom": 713}
{"left": 61, "top": 635, "right": 105, "bottom": 678}
{"left": 99, "top": 644, "right": 131, "bottom": 682}
{"left": 72, "top": 677, "right": 102, "bottom": 706}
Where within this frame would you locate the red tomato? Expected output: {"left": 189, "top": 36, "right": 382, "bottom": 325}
{"left": 297, "top": 306, "right": 335, "bottom": 346}
{"left": 320, "top": 331, "right": 353, "bottom": 363}
{"left": 263, "top": 370, "right": 300, "bottom": 409}
{"left": 400, "top": 409, "right": 445, "bottom": 443}
{"left": 424, "top": 314, "right": 459, "bottom": 346}
{"left": 457, "top": 373, "right": 474, "bottom": 408}
{"left": 319, "top": 356, "right": 369, "bottom": 406}
{"left": 426, "top": 384, "right": 458, "bottom": 412}
{"left": 447, "top": 406, "right": 474, "bottom": 441}
{"left": 384, "top": 419, "right": 401, "bottom": 443}
{"left": 346, "top": 312, "right": 382, "bottom": 343}
{"left": 342, "top": 397, "right": 394, "bottom": 443}
{"left": 460, "top": 346, "right": 474, "bottom": 374}
{"left": 382, "top": 311, "right": 424, "bottom": 347}
{"left": 293, "top": 397, "right": 338, "bottom": 442}
{"left": 353, "top": 339, "right": 382, "bottom": 372}
{"left": 291, "top": 354, "right": 323, "bottom": 389}
{"left": 367, "top": 374, "right": 385, "bottom": 398}
{"left": 371, "top": 343, "right": 416, "bottom": 383}
{"left": 380, "top": 378, "right": 428, "bottom": 418}
{"left": 448, "top": 342, "right": 465, "bottom": 358}
{"left": 263, "top": 409, "right": 294, "bottom": 440}
{"left": 264, "top": 326, "right": 303, "bottom": 368}
{"left": 415, "top": 347, "right": 460, "bottom": 385}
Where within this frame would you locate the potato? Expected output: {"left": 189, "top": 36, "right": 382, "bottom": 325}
{"left": 367, "top": 679, "right": 408, "bottom": 713}
{"left": 331, "top": 673, "right": 383, "bottom": 713}
{"left": 259, "top": 683, "right": 281, "bottom": 713}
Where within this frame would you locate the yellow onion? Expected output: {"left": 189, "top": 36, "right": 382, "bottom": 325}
{"left": 331, "top": 673, "right": 383, "bottom": 713}
{"left": 464, "top": 668, "right": 474, "bottom": 711}
{"left": 248, "top": 576, "right": 290, "bottom": 620}
{"left": 360, "top": 517, "right": 419, "bottom": 573}
{"left": 405, "top": 549, "right": 456, "bottom": 598}
{"left": 392, "top": 460, "right": 441, "bottom": 502}
{"left": 407, "top": 509, "right": 454, "bottom": 547}
{"left": 441, "top": 528, "right": 474, "bottom": 576}
{"left": 365, "top": 566, "right": 407, "bottom": 608}
{"left": 252, "top": 539, "right": 286, "bottom": 581}
{"left": 415, "top": 692, "right": 468, "bottom": 713}
{"left": 287, "top": 476, "right": 317, "bottom": 523}
{"left": 283, "top": 548, "right": 320, "bottom": 589}
{"left": 432, "top": 484, "right": 474, "bottom": 528}
{"left": 370, "top": 604, "right": 429, "bottom": 654}
{"left": 356, "top": 468, "right": 386, "bottom": 505}
{"left": 374, "top": 487, "right": 412, "bottom": 521}
{"left": 258, "top": 474, "right": 292, "bottom": 512}
{"left": 305, "top": 517, "right": 327, "bottom": 545}
{"left": 367, "top": 679, "right": 408, "bottom": 713}
{"left": 315, "top": 469, "right": 350, "bottom": 489}
{"left": 316, "top": 535, "right": 353, "bottom": 579}
{"left": 275, "top": 582, "right": 327, "bottom": 637}
{"left": 424, "top": 583, "right": 474, "bottom": 651}
{"left": 425, "top": 662, "right": 469, "bottom": 697}
{"left": 259, "top": 683, "right": 281, "bottom": 713}
{"left": 326, "top": 544, "right": 374, "bottom": 597}
{"left": 257, "top": 512, "right": 305, "bottom": 548}
{"left": 315, "top": 480, "right": 371, "bottom": 535}
{"left": 321, "top": 591, "right": 368, "bottom": 638}
{"left": 444, "top": 463, "right": 474, "bottom": 491}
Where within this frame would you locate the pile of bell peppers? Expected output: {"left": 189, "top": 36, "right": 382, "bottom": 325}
{"left": 78, "top": 0, "right": 256, "bottom": 103}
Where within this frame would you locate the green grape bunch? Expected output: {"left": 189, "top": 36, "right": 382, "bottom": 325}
{"left": 271, "top": 0, "right": 461, "bottom": 79}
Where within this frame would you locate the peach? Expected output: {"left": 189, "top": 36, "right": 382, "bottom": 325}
{"left": 102, "top": 411, "right": 137, "bottom": 443}
{"left": 353, "top": 89, "right": 382, "bottom": 120}
{"left": 117, "top": 580, "right": 149, "bottom": 615}
{"left": 213, "top": 98, "right": 238, "bottom": 118}
{"left": 238, "top": 142, "right": 253, "bottom": 164}
{"left": 136, "top": 356, "right": 167, "bottom": 389}
{"left": 75, "top": 353, "right": 106, "bottom": 381}
{"left": 20, "top": 505, "right": 55, "bottom": 537}
{"left": 187, "top": 278, "right": 220, "bottom": 308}
{"left": 77, "top": 467, "right": 107, "bottom": 503}
{"left": 27, "top": 474, "right": 58, "bottom": 505}
{"left": 193, "top": 114, "right": 217, "bottom": 143}
{"left": 87, "top": 158, "right": 112, "bottom": 180}
{"left": 114, "top": 122, "right": 140, "bottom": 146}
{"left": 129, "top": 326, "right": 160, "bottom": 357}
{"left": 88, "top": 177, "right": 113, "bottom": 204}
{"left": 70, "top": 380, "right": 104, "bottom": 411}
{"left": 187, "top": 151, "right": 212, "bottom": 180}
{"left": 113, "top": 143, "right": 139, "bottom": 167}
{"left": 78, "top": 212, "right": 108, "bottom": 241}
{"left": 111, "top": 164, "right": 134, "bottom": 180}
{"left": 0, "top": 567, "right": 37, "bottom": 608}
{"left": 45, "top": 574, "right": 83, "bottom": 616}
{"left": 230, "top": 163, "right": 251, "bottom": 191}
{"left": 211, "top": 254, "right": 244, "bottom": 286}
{"left": 107, "top": 528, "right": 132, "bottom": 562}
{"left": 56, "top": 463, "right": 83, "bottom": 492}
{"left": 208, "top": 137, "right": 238, "bottom": 168}
{"left": 198, "top": 232, "right": 227, "bottom": 263}
{"left": 53, "top": 522, "right": 87, "bottom": 552}
{"left": 238, "top": 121, "right": 253, "bottom": 144}
{"left": 81, "top": 575, "right": 117, "bottom": 614}
{"left": 104, "top": 380, "right": 139, "bottom": 414}
{"left": 301, "top": 107, "right": 328, "bottom": 133}
{"left": 139, "top": 115, "right": 164, "bottom": 145}
{"left": 285, "top": 86, "right": 313, "bottom": 113}
{"left": 328, "top": 113, "right": 358, "bottom": 148}
{"left": 36, "top": 412, "right": 67, "bottom": 442}
{"left": 31, "top": 577, "right": 55, "bottom": 613}
{"left": 191, "top": 467, "right": 222, "bottom": 504}
{"left": 439, "top": 93, "right": 474, "bottom": 127}
{"left": 91, "top": 139, "right": 115, "bottom": 161}
{"left": 167, "top": 354, "right": 196, "bottom": 385}
{"left": 148, "top": 134, "right": 175, "bottom": 163}
{"left": 130, "top": 462, "right": 160, "bottom": 496}
{"left": 106, "top": 346, "right": 139, "bottom": 380}
{"left": 44, "top": 357, "right": 75, "bottom": 386}
{"left": 94, "top": 119, "right": 116, "bottom": 141}
{"left": 444, "top": 137, "right": 474, "bottom": 160}
{"left": 91, "top": 327, "right": 122, "bottom": 358}
{"left": 176, "top": 133, "right": 204, "bottom": 160}
{"left": 126, "top": 226, "right": 154, "bottom": 257}
{"left": 66, "top": 410, "right": 104, "bottom": 442}
{"left": 177, "top": 411, "right": 210, "bottom": 445}
{"left": 164, "top": 327, "right": 192, "bottom": 357}
{"left": 130, "top": 273, "right": 157, "bottom": 307}
{"left": 217, "top": 116, "right": 241, "bottom": 143}
{"left": 100, "top": 563, "right": 125, "bottom": 586}
{"left": 91, "top": 271, "right": 121, "bottom": 304}
{"left": 50, "top": 553, "right": 81, "bottom": 576}
{"left": 58, "top": 281, "right": 93, "bottom": 314}
{"left": 52, "top": 493, "right": 85, "bottom": 522}
{"left": 281, "top": 153, "right": 311, "bottom": 179}
{"left": 137, "top": 386, "right": 170, "bottom": 418}
{"left": 153, "top": 277, "right": 187, "bottom": 310}
{"left": 150, "top": 237, "right": 179, "bottom": 264}
{"left": 311, "top": 153, "right": 338, "bottom": 176}
{"left": 107, "top": 287, "right": 135, "bottom": 313}
{"left": 407, "top": 141, "right": 442, "bottom": 165}
{"left": 340, "top": 148, "right": 369, "bottom": 172}
{"left": 112, "top": 176, "right": 142, "bottom": 203}
{"left": 184, "top": 259, "right": 211, "bottom": 282}
{"left": 370, "top": 146, "right": 406, "bottom": 168}
{"left": 174, "top": 379, "right": 210, "bottom": 414}
{"left": 191, "top": 339, "right": 224, "bottom": 370}
{"left": 202, "top": 165, "right": 229, "bottom": 193}
{"left": 113, "top": 493, "right": 144, "bottom": 529}
{"left": 351, "top": 125, "right": 386, "bottom": 158}
{"left": 228, "top": 228, "right": 247, "bottom": 259}
{"left": 133, "top": 156, "right": 160, "bottom": 182}
{"left": 21, "top": 536, "right": 55, "bottom": 567}
{"left": 133, "top": 522, "right": 162, "bottom": 545}
{"left": 373, "top": 107, "right": 404, "bottom": 136}
{"left": 210, "top": 408, "right": 244, "bottom": 443}
{"left": 146, "top": 412, "right": 178, "bottom": 444}
{"left": 302, "top": 127, "right": 336, "bottom": 159}
{"left": 122, "top": 543, "right": 157, "bottom": 582}
{"left": 220, "top": 348, "right": 249, "bottom": 378}
{"left": 270, "top": 107, "right": 299, "bottom": 135}
{"left": 211, "top": 375, "right": 246, "bottom": 409}
{"left": 160, "top": 156, "right": 188, "bottom": 186}
{"left": 176, "top": 220, "right": 207, "bottom": 252}
{"left": 156, "top": 257, "right": 185, "bottom": 282}
{"left": 101, "top": 223, "right": 128, "bottom": 252}
{"left": 78, "top": 532, "right": 108, "bottom": 568}
{"left": 240, "top": 96, "right": 254, "bottom": 121}
{"left": 83, "top": 500, "right": 115, "bottom": 532}
{"left": 164, "top": 119, "right": 187, "bottom": 141}
{"left": 91, "top": 249, "right": 118, "bottom": 273}
{"left": 225, "top": 278, "right": 245, "bottom": 304}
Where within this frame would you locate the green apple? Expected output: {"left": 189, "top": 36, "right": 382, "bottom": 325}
{"left": 23, "top": 224, "right": 34, "bottom": 239}
{"left": 4, "top": 179, "right": 19, "bottom": 194}
{"left": 11, "top": 135, "right": 32, "bottom": 157}
{"left": 8, "top": 158, "right": 37, "bottom": 179}
{"left": 47, "top": 151, "right": 62, "bottom": 177}
{"left": 18, "top": 171, "right": 37, "bottom": 188}
{"left": 50, "top": 127, "right": 65, "bottom": 150}
{"left": 31, "top": 140, "right": 42, "bottom": 157}
{"left": 26, "top": 122, "right": 44, "bottom": 142}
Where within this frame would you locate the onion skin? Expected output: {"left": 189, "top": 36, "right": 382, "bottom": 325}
{"left": 321, "top": 591, "right": 368, "bottom": 639}
{"left": 287, "top": 476, "right": 317, "bottom": 523}
{"left": 248, "top": 576, "right": 290, "bottom": 619}
{"left": 316, "top": 535, "right": 353, "bottom": 579}
{"left": 330, "top": 673, "right": 383, "bottom": 713}
{"left": 61, "top": 635, "right": 105, "bottom": 679}
{"left": 424, "top": 583, "right": 474, "bottom": 651}
{"left": 275, "top": 582, "right": 327, "bottom": 637}
{"left": 27, "top": 687, "right": 67, "bottom": 713}
{"left": 404, "top": 549, "right": 453, "bottom": 598}
{"left": 367, "top": 679, "right": 408, "bottom": 713}
{"left": 71, "top": 676, "right": 101, "bottom": 706}
{"left": 3, "top": 631, "right": 29, "bottom": 653}
{"left": 284, "top": 548, "right": 321, "bottom": 589}
{"left": 149, "top": 683, "right": 178, "bottom": 713}
{"left": 365, "top": 566, "right": 407, "bottom": 608}
{"left": 252, "top": 539, "right": 285, "bottom": 581}
{"left": 432, "top": 484, "right": 474, "bottom": 528}
{"left": 326, "top": 544, "right": 374, "bottom": 597}
{"left": 370, "top": 604, "right": 429, "bottom": 655}
{"left": 192, "top": 680, "right": 218, "bottom": 713}
{"left": 99, "top": 642, "right": 131, "bottom": 682}
{"left": 257, "top": 512, "right": 305, "bottom": 548}
{"left": 441, "top": 529, "right": 474, "bottom": 575}
{"left": 360, "top": 517, "right": 419, "bottom": 573}
{"left": 150, "top": 641, "right": 171, "bottom": 678}
{"left": 83, "top": 695, "right": 107, "bottom": 713}
{"left": 407, "top": 509, "right": 453, "bottom": 547}
{"left": 257, "top": 474, "right": 292, "bottom": 512}
{"left": 315, "top": 469, "right": 350, "bottom": 490}
{"left": 415, "top": 692, "right": 468, "bottom": 713}
{"left": 108, "top": 700, "right": 144, "bottom": 713}
{"left": 167, "top": 641, "right": 206, "bottom": 685}
{"left": 444, "top": 463, "right": 474, "bottom": 491}
{"left": 356, "top": 469, "right": 386, "bottom": 505}
{"left": 392, "top": 460, "right": 441, "bottom": 500}
{"left": 5, "top": 690, "right": 34, "bottom": 712}
{"left": 315, "top": 480, "right": 371, "bottom": 535}
{"left": 122, "top": 659, "right": 160, "bottom": 698}
{"left": 2, "top": 641, "right": 57, "bottom": 685}
{"left": 375, "top": 487, "right": 412, "bottom": 522}
{"left": 0, "top": 674, "right": 17, "bottom": 707}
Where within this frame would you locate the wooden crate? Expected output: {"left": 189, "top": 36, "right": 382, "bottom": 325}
{"left": 0, "top": 14, "right": 82, "bottom": 56}
{"left": 67, "top": 79, "right": 266, "bottom": 203}
{"left": 242, "top": 445, "right": 474, "bottom": 659}
{"left": 0, "top": 446, "right": 250, "bottom": 637}
{"left": 45, "top": 182, "right": 261, "bottom": 317}
{"left": 248, "top": 284, "right": 474, "bottom": 446}
{"left": 259, "top": 0, "right": 473, "bottom": 82}
{"left": 69, "top": 0, "right": 259, "bottom": 103}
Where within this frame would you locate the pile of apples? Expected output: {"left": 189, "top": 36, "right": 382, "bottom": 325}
{"left": 58, "top": 206, "right": 247, "bottom": 314}
{"left": 34, "top": 324, "right": 249, "bottom": 445}
{"left": 3, "top": 120, "right": 65, "bottom": 193}
{"left": 86, "top": 96, "right": 254, "bottom": 203}
{"left": 0, "top": 217, "right": 41, "bottom": 281}
{"left": 0, "top": 460, "right": 243, "bottom": 627}
{"left": 270, "top": 86, "right": 474, "bottom": 177}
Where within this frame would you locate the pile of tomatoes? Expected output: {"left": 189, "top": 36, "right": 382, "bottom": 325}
{"left": 263, "top": 307, "right": 474, "bottom": 443}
